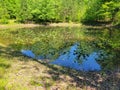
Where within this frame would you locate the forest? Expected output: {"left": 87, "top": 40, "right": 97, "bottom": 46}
{"left": 0, "top": 0, "right": 120, "bottom": 25}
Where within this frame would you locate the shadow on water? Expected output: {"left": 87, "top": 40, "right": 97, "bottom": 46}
{"left": 0, "top": 45, "right": 21, "bottom": 58}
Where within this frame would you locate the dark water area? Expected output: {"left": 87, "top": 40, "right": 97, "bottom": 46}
{"left": 0, "top": 26, "right": 119, "bottom": 71}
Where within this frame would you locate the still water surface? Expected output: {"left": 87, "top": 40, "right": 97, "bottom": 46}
{"left": 21, "top": 44, "right": 101, "bottom": 71}
{"left": 0, "top": 26, "right": 120, "bottom": 71}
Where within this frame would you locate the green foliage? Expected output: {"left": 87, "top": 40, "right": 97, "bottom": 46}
{"left": 99, "top": 1, "right": 115, "bottom": 20}
{"left": 17, "top": 0, "right": 32, "bottom": 23}
{"left": 0, "top": 0, "right": 120, "bottom": 24}
{"left": 82, "top": 0, "right": 102, "bottom": 22}
{"left": 114, "top": 11, "right": 120, "bottom": 24}
{"left": 31, "top": 0, "right": 58, "bottom": 22}
{"left": 97, "top": 1, "right": 120, "bottom": 21}
{"left": 0, "top": 19, "right": 9, "bottom": 24}
{"left": 0, "top": 0, "right": 10, "bottom": 24}
{"left": 82, "top": 0, "right": 120, "bottom": 24}
{"left": 59, "top": 0, "right": 76, "bottom": 22}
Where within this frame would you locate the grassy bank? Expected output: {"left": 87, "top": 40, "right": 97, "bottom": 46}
{"left": 0, "top": 23, "right": 82, "bottom": 30}
{"left": 0, "top": 46, "right": 120, "bottom": 90}
{"left": 0, "top": 24, "right": 40, "bottom": 30}
{"left": 1, "top": 22, "right": 119, "bottom": 31}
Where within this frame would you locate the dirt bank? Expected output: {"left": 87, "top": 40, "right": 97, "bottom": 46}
{"left": 0, "top": 23, "right": 82, "bottom": 30}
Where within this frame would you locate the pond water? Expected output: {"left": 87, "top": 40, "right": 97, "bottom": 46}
{"left": 21, "top": 43, "right": 101, "bottom": 71}
{"left": 0, "top": 26, "right": 120, "bottom": 71}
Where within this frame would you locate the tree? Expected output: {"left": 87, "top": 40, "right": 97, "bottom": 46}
{"left": 0, "top": 0, "right": 9, "bottom": 24}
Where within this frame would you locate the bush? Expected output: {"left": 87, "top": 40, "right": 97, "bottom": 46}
{"left": 114, "top": 11, "right": 120, "bottom": 25}
{"left": 0, "top": 19, "right": 9, "bottom": 24}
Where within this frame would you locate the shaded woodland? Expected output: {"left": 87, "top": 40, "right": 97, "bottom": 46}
{"left": 0, "top": 0, "right": 120, "bottom": 25}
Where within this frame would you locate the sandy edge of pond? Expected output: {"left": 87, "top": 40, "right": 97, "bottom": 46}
{"left": 0, "top": 23, "right": 117, "bottom": 30}
{"left": 0, "top": 23, "right": 82, "bottom": 29}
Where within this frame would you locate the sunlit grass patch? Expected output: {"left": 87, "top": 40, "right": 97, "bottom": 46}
{"left": 0, "top": 78, "right": 8, "bottom": 90}
{"left": 6, "top": 84, "right": 28, "bottom": 90}
{"left": 0, "top": 57, "right": 11, "bottom": 90}
{"left": 30, "top": 80, "right": 43, "bottom": 86}
{"left": 0, "top": 57, "right": 11, "bottom": 74}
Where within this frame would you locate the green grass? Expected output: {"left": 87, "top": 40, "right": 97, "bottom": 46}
{"left": 0, "top": 19, "right": 17, "bottom": 25}
{"left": 0, "top": 57, "right": 11, "bottom": 90}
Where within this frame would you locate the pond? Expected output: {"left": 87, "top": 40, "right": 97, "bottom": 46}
{"left": 0, "top": 26, "right": 120, "bottom": 71}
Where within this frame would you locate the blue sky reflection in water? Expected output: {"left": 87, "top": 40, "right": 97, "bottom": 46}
{"left": 21, "top": 44, "right": 101, "bottom": 71}
{"left": 51, "top": 44, "right": 101, "bottom": 71}
{"left": 21, "top": 50, "right": 35, "bottom": 58}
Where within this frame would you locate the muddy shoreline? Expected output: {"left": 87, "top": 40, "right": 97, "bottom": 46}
{"left": 0, "top": 23, "right": 119, "bottom": 30}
